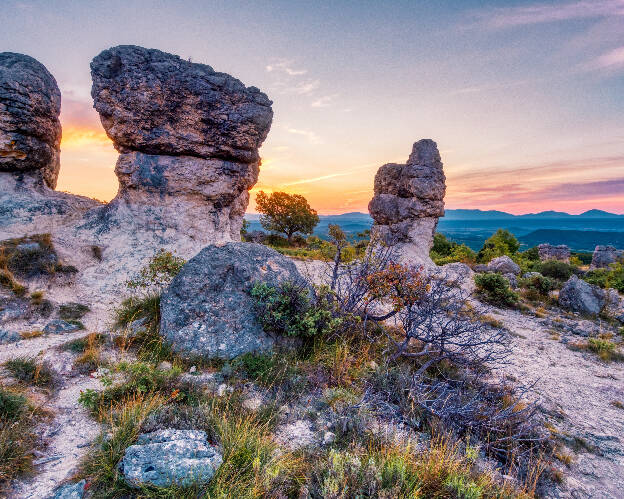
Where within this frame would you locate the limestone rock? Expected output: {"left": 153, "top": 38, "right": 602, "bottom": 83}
{"left": 503, "top": 273, "right": 518, "bottom": 289}
{"left": 43, "top": 320, "right": 81, "bottom": 334}
{"left": 368, "top": 139, "right": 446, "bottom": 266}
{"left": 160, "top": 242, "right": 303, "bottom": 359}
{"left": 0, "top": 52, "right": 61, "bottom": 188}
{"left": 49, "top": 480, "right": 86, "bottom": 499}
{"left": 487, "top": 256, "right": 520, "bottom": 276}
{"left": 558, "top": 275, "right": 605, "bottom": 316}
{"left": 91, "top": 45, "right": 272, "bottom": 163}
{"left": 538, "top": 244, "right": 570, "bottom": 263}
{"left": 590, "top": 246, "right": 623, "bottom": 269}
{"left": 118, "top": 429, "right": 222, "bottom": 488}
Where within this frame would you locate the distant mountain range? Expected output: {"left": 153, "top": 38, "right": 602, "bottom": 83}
{"left": 245, "top": 209, "right": 624, "bottom": 251}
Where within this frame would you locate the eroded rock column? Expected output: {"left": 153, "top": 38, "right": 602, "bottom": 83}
{"left": 368, "top": 139, "right": 446, "bottom": 266}
{"left": 89, "top": 45, "right": 273, "bottom": 242}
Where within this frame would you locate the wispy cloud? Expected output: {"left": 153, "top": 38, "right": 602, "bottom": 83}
{"left": 291, "top": 79, "right": 320, "bottom": 95}
{"left": 265, "top": 59, "right": 307, "bottom": 76}
{"left": 479, "top": 0, "right": 624, "bottom": 28}
{"left": 311, "top": 94, "right": 338, "bottom": 108}
{"left": 590, "top": 45, "right": 624, "bottom": 69}
{"left": 287, "top": 128, "right": 322, "bottom": 144}
{"left": 280, "top": 163, "right": 376, "bottom": 187}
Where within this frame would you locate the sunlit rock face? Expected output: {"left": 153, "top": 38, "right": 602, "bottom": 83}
{"left": 0, "top": 52, "right": 61, "bottom": 189}
{"left": 368, "top": 139, "right": 446, "bottom": 266}
{"left": 88, "top": 45, "right": 273, "bottom": 243}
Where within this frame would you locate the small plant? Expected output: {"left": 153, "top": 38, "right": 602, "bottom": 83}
{"left": 29, "top": 290, "right": 44, "bottom": 305}
{"left": 475, "top": 273, "right": 519, "bottom": 307}
{"left": 251, "top": 281, "right": 342, "bottom": 338}
{"left": 520, "top": 274, "right": 556, "bottom": 301}
{"left": 538, "top": 260, "right": 576, "bottom": 282}
{"left": 583, "top": 263, "right": 624, "bottom": 293}
{"left": 0, "top": 388, "right": 27, "bottom": 422}
{"left": 126, "top": 249, "right": 185, "bottom": 293}
{"left": 4, "top": 357, "right": 55, "bottom": 388}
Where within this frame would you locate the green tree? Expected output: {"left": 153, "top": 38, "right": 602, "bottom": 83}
{"left": 255, "top": 191, "right": 319, "bottom": 244}
{"left": 477, "top": 229, "right": 520, "bottom": 262}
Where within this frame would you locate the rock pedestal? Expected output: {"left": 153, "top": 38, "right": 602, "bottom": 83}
{"left": 0, "top": 52, "right": 61, "bottom": 188}
{"left": 89, "top": 45, "right": 273, "bottom": 243}
{"left": 538, "top": 244, "right": 570, "bottom": 263}
{"left": 368, "top": 139, "right": 446, "bottom": 266}
{"left": 590, "top": 245, "right": 623, "bottom": 269}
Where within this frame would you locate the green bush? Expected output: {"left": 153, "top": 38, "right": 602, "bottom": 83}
{"left": 538, "top": 260, "right": 576, "bottom": 281}
{"left": 126, "top": 249, "right": 185, "bottom": 292}
{"left": 4, "top": 358, "right": 55, "bottom": 388}
{"left": 474, "top": 273, "right": 519, "bottom": 307}
{"left": 251, "top": 281, "right": 342, "bottom": 338}
{"left": 520, "top": 274, "right": 556, "bottom": 300}
{"left": 583, "top": 263, "right": 624, "bottom": 293}
{"left": 0, "top": 388, "right": 26, "bottom": 422}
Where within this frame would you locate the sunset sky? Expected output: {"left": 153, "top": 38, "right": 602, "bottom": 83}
{"left": 2, "top": 0, "right": 623, "bottom": 214}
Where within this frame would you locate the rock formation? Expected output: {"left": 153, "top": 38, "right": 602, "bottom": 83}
{"left": 538, "top": 244, "right": 570, "bottom": 263}
{"left": 88, "top": 45, "right": 273, "bottom": 242}
{"left": 368, "top": 139, "right": 446, "bottom": 266}
{"left": 160, "top": 243, "right": 304, "bottom": 359}
{"left": 558, "top": 275, "right": 606, "bottom": 316}
{"left": 0, "top": 52, "right": 61, "bottom": 188}
{"left": 0, "top": 53, "right": 99, "bottom": 240}
{"left": 590, "top": 245, "right": 623, "bottom": 269}
{"left": 487, "top": 255, "right": 521, "bottom": 275}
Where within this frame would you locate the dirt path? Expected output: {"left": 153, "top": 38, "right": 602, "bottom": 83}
{"left": 2, "top": 332, "right": 102, "bottom": 498}
{"left": 490, "top": 308, "right": 624, "bottom": 498}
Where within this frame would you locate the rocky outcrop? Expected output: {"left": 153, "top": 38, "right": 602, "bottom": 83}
{"left": 368, "top": 139, "right": 446, "bottom": 266}
{"left": 558, "top": 275, "right": 606, "bottom": 316}
{"left": 0, "top": 53, "right": 98, "bottom": 240}
{"left": 88, "top": 45, "right": 272, "bottom": 243}
{"left": 538, "top": 244, "right": 570, "bottom": 263}
{"left": 0, "top": 52, "right": 61, "bottom": 188}
{"left": 590, "top": 245, "right": 623, "bottom": 269}
{"left": 160, "top": 243, "right": 303, "bottom": 359}
{"left": 487, "top": 255, "right": 521, "bottom": 275}
{"left": 118, "top": 429, "right": 222, "bottom": 488}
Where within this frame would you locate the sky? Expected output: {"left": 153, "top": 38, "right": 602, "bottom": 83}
{"left": 2, "top": 0, "right": 623, "bottom": 215}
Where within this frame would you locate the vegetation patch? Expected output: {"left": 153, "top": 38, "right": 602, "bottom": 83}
{"left": 4, "top": 357, "right": 56, "bottom": 388}
{"left": 475, "top": 273, "right": 519, "bottom": 308}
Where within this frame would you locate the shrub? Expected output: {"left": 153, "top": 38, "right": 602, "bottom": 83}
{"left": 583, "top": 263, "right": 624, "bottom": 293}
{"left": 251, "top": 281, "right": 342, "bottom": 338}
{"left": 430, "top": 234, "right": 477, "bottom": 265}
{"left": 0, "top": 388, "right": 26, "bottom": 422}
{"left": 538, "top": 260, "right": 576, "bottom": 281}
{"left": 520, "top": 274, "right": 556, "bottom": 300}
{"left": 4, "top": 357, "right": 55, "bottom": 388}
{"left": 126, "top": 249, "right": 185, "bottom": 293}
{"left": 475, "top": 273, "right": 519, "bottom": 307}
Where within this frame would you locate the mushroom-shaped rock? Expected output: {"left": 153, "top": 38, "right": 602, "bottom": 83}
{"left": 538, "top": 244, "right": 570, "bottom": 263}
{"left": 160, "top": 243, "right": 304, "bottom": 359}
{"left": 0, "top": 52, "right": 61, "bottom": 188}
{"left": 368, "top": 139, "right": 446, "bottom": 266}
{"left": 91, "top": 45, "right": 273, "bottom": 163}
{"left": 590, "top": 245, "right": 623, "bottom": 270}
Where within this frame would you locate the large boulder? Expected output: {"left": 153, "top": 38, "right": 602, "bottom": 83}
{"left": 558, "top": 275, "right": 606, "bottom": 316}
{"left": 538, "top": 244, "right": 570, "bottom": 263}
{"left": 487, "top": 255, "right": 520, "bottom": 275}
{"left": 119, "top": 429, "right": 222, "bottom": 488}
{"left": 590, "top": 245, "right": 623, "bottom": 269}
{"left": 160, "top": 243, "right": 304, "bottom": 359}
{"left": 368, "top": 139, "right": 446, "bottom": 266}
{"left": 0, "top": 52, "right": 61, "bottom": 188}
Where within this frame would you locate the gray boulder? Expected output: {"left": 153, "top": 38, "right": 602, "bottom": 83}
{"left": 558, "top": 275, "right": 605, "bottom": 316}
{"left": 0, "top": 329, "right": 20, "bottom": 344}
{"left": 487, "top": 255, "right": 520, "bottom": 275}
{"left": 160, "top": 242, "right": 304, "bottom": 359}
{"left": 119, "top": 429, "right": 222, "bottom": 488}
{"left": 590, "top": 245, "right": 623, "bottom": 269}
{"left": 0, "top": 52, "right": 61, "bottom": 188}
{"left": 538, "top": 244, "right": 570, "bottom": 262}
{"left": 49, "top": 480, "right": 86, "bottom": 499}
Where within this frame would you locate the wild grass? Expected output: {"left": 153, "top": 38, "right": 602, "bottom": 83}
{"left": 4, "top": 357, "right": 55, "bottom": 388}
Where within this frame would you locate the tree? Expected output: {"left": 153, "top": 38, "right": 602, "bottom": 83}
{"left": 477, "top": 229, "right": 520, "bottom": 262}
{"left": 255, "top": 191, "right": 319, "bottom": 244}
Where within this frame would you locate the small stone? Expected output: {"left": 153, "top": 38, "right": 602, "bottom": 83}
{"left": 118, "top": 429, "right": 222, "bottom": 488}
{"left": 242, "top": 395, "right": 263, "bottom": 411}
{"left": 189, "top": 365, "right": 197, "bottom": 374}
{"left": 323, "top": 431, "right": 336, "bottom": 445}
{"left": 49, "top": 479, "right": 86, "bottom": 499}
{"left": 275, "top": 420, "right": 316, "bottom": 450}
{"left": 0, "top": 329, "right": 21, "bottom": 344}
{"left": 43, "top": 320, "right": 81, "bottom": 334}
{"left": 158, "top": 361, "right": 172, "bottom": 371}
